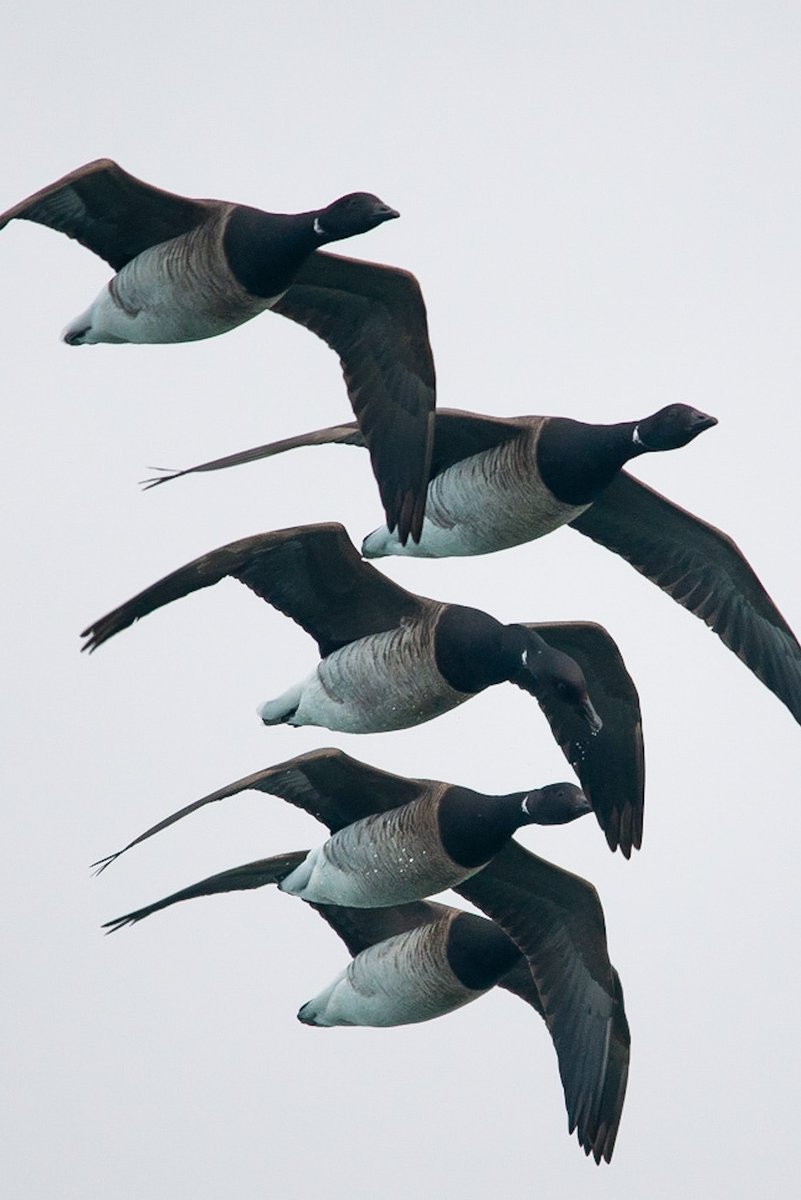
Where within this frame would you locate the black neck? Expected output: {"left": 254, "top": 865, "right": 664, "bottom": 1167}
{"left": 437, "top": 786, "right": 530, "bottom": 868}
{"left": 223, "top": 206, "right": 319, "bottom": 297}
{"left": 537, "top": 416, "right": 642, "bottom": 505}
{"left": 434, "top": 606, "right": 513, "bottom": 695}
{"left": 446, "top": 913, "right": 522, "bottom": 990}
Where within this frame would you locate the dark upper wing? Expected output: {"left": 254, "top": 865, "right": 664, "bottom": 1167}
{"left": 142, "top": 408, "right": 527, "bottom": 490}
{"left": 0, "top": 159, "right": 214, "bottom": 270}
{"left": 102, "top": 851, "right": 308, "bottom": 932}
{"left": 272, "top": 251, "right": 436, "bottom": 544}
{"left": 525, "top": 622, "right": 644, "bottom": 858}
{"left": 457, "top": 841, "right": 630, "bottom": 1164}
{"left": 91, "top": 748, "right": 429, "bottom": 873}
{"left": 571, "top": 471, "right": 801, "bottom": 725}
{"left": 80, "top": 523, "right": 425, "bottom": 656}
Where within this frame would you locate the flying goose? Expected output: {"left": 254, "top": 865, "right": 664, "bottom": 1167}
{"left": 81, "top": 523, "right": 644, "bottom": 854}
{"left": 147, "top": 405, "right": 801, "bottom": 725}
{"left": 0, "top": 161, "right": 435, "bottom": 542}
{"left": 103, "top": 847, "right": 629, "bottom": 1163}
{"left": 92, "top": 747, "right": 592, "bottom": 905}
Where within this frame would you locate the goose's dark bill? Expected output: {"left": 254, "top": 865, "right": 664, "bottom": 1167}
{"left": 1, "top": 162, "right": 434, "bottom": 545}
{"left": 146, "top": 405, "right": 801, "bottom": 725}
{"left": 80, "top": 525, "right": 639, "bottom": 849}
{"left": 102, "top": 851, "right": 628, "bottom": 1163}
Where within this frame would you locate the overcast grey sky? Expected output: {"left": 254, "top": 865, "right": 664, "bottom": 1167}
{"left": 2, "top": 3, "right": 800, "bottom": 1196}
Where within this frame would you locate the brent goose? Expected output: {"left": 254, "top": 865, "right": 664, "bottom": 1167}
{"left": 81, "top": 523, "right": 644, "bottom": 854}
{"left": 92, "top": 747, "right": 592, "bottom": 904}
{"left": 0, "top": 162, "right": 435, "bottom": 542}
{"left": 103, "top": 848, "right": 629, "bottom": 1163}
{"left": 149, "top": 406, "right": 801, "bottom": 725}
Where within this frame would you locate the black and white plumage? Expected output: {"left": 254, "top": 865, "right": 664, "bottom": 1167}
{"left": 0, "top": 161, "right": 435, "bottom": 542}
{"left": 92, "top": 746, "right": 592, "bottom": 905}
{"left": 103, "top": 847, "right": 629, "bottom": 1164}
{"left": 150, "top": 405, "right": 801, "bottom": 726}
{"left": 81, "top": 523, "right": 644, "bottom": 854}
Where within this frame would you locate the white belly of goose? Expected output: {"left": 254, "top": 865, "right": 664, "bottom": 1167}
{"left": 257, "top": 614, "right": 469, "bottom": 734}
{"left": 297, "top": 921, "right": 486, "bottom": 1027}
{"left": 62, "top": 220, "right": 279, "bottom": 345}
{"left": 279, "top": 796, "right": 483, "bottom": 906}
{"left": 363, "top": 424, "right": 590, "bottom": 558}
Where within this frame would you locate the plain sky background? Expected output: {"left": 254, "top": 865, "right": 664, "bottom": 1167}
{"left": 2, "top": 3, "right": 801, "bottom": 1197}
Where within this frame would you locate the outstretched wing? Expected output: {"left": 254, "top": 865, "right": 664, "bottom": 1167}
{"left": 81, "top": 523, "right": 425, "bottom": 657}
{"left": 92, "top": 748, "right": 430, "bottom": 873}
{"left": 457, "top": 841, "right": 629, "bottom": 1164}
{"left": 571, "top": 470, "right": 801, "bottom": 725}
{"left": 143, "top": 408, "right": 527, "bottom": 491}
{"left": 273, "top": 251, "right": 436, "bottom": 544}
{"left": 0, "top": 159, "right": 213, "bottom": 270}
{"left": 143, "top": 423, "right": 366, "bottom": 488}
{"left": 102, "top": 851, "right": 308, "bottom": 932}
{"left": 524, "top": 622, "right": 644, "bottom": 857}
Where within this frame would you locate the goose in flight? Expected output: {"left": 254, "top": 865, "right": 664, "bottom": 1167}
{"left": 81, "top": 523, "right": 644, "bottom": 854}
{"left": 103, "top": 842, "right": 629, "bottom": 1163}
{"left": 148, "top": 404, "right": 801, "bottom": 725}
{"left": 0, "top": 161, "right": 436, "bottom": 542}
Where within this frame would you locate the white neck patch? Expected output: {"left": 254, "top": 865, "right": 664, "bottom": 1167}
{"left": 632, "top": 425, "right": 645, "bottom": 447}
{"left": 313, "top": 217, "right": 325, "bottom": 237}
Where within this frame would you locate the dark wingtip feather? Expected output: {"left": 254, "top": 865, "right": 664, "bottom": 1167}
{"left": 90, "top": 852, "right": 120, "bottom": 877}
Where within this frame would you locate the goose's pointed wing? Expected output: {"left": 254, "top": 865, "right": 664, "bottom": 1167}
{"left": 143, "top": 408, "right": 528, "bottom": 491}
{"left": 92, "top": 748, "right": 430, "bottom": 873}
{"left": 81, "top": 523, "right": 425, "bottom": 656}
{"left": 0, "top": 159, "right": 213, "bottom": 270}
{"left": 103, "top": 851, "right": 448, "bottom": 948}
{"left": 524, "top": 622, "right": 644, "bottom": 857}
{"left": 571, "top": 471, "right": 801, "bottom": 725}
{"left": 143, "top": 423, "right": 366, "bottom": 488}
{"left": 102, "top": 850, "right": 308, "bottom": 932}
{"left": 272, "top": 251, "right": 436, "bottom": 543}
{"left": 456, "top": 841, "right": 629, "bottom": 1164}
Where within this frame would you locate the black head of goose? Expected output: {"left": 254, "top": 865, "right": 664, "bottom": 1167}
{"left": 102, "top": 848, "right": 629, "bottom": 1163}
{"left": 81, "top": 523, "right": 644, "bottom": 854}
{"left": 0, "top": 161, "right": 434, "bottom": 543}
{"left": 152, "top": 405, "right": 801, "bottom": 727}
{"left": 92, "top": 747, "right": 592, "bottom": 905}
